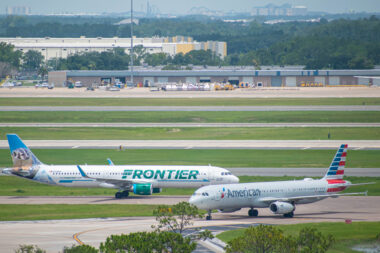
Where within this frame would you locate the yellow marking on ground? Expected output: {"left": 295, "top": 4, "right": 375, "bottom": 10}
{"left": 73, "top": 228, "right": 107, "bottom": 245}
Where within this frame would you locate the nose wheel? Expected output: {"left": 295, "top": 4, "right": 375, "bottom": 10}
{"left": 206, "top": 210, "right": 212, "bottom": 220}
{"left": 248, "top": 208, "right": 258, "bottom": 217}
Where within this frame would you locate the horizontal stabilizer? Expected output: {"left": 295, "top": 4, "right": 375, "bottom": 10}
{"left": 349, "top": 182, "right": 376, "bottom": 186}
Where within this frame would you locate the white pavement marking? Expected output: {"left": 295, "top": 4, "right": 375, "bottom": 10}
{"left": 1, "top": 123, "right": 380, "bottom": 127}
{"left": 1, "top": 105, "right": 380, "bottom": 111}
{"left": 1, "top": 140, "right": 379, "bottom": 149}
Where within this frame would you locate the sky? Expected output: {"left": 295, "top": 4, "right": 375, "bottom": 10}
{"left": 1, "top": 0, "right": 380, "bottom": 15}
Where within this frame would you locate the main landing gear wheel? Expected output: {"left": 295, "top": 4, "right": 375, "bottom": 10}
{"left": 122, "top": 191, "right": 129, "bottom": 198}
{"left": 206, "top": 210, "right": 212, "bottom": 220}
{"left": 248, "top": 208, "right": 258, "bottom": 217}
{"left": 115, "top": 191, "right": 130, "bottom": 199}
{"left": 283, "top": 211, "right": 294, "bottom": 218}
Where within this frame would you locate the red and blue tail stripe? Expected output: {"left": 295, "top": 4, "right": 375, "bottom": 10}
{"left": 324, "top": 144, "right": 347, "bottom": 180}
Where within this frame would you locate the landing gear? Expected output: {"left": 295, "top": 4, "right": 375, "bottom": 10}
{"left": 283, "top": 211, "right": 294, "bottom": 218}
{"left": 115, "top": 190, "right": 129, "bottom": 199}
{"left": 248, "top": 208, "right": 258, "bottom": 217}
{"left": 206, "top": 210, "right": 212, "bottom": 220}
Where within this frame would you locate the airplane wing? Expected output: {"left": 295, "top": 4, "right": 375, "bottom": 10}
{"left": 259, "top": 191, "right": 368, "bottom": 203}
{"left": 77, "top": 165, "right": 152, "bottom": 189}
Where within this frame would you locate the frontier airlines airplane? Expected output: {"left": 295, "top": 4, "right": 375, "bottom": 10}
{"left": 3, "top": 134, "right": 239, "bottom": 198}
{"left": 190, "top": 144, "right": 371, "bottom": 220}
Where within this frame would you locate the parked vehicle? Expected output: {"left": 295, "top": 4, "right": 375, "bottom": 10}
{"left": 74, "top": 81, "right": 83, "bottom": 88}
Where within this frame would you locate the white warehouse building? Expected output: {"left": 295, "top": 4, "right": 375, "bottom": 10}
{"left": 0, "top": 36, "right": 227, "bottom": 60}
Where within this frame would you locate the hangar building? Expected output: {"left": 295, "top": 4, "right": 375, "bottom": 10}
{"left": 48, "top": 68, "right": 380, "bottom": 87}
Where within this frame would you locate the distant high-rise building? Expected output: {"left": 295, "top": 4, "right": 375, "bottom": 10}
{"left": 251, "top": 3, "right": 307, "bottom": 16}
{"left": 6, "top": 6, "right": 31, "bottom": 15}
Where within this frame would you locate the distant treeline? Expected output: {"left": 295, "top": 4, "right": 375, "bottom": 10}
{"left": 0, "top": 15, "right": 380, "bottom": 69}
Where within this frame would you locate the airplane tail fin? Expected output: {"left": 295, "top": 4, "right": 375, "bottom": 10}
{"left": 7, "top": 134, "right": 42, "bottom": 167}
{"left": 323, "top": 144, "right": 347, "bottom": 180}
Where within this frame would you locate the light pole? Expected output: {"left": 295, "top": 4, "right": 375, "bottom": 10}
{"left": 130, "top": 0, "right": 134, "bottom": 85}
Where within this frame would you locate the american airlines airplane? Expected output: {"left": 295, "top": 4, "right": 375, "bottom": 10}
{"left": 190, "top": 144, "right": 371, "bottom": 220}
{"left": 3, "top": 134, "right": 239, "bottom": 198}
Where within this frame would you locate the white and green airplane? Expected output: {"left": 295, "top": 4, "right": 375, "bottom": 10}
{"left": 3, "top": 134, "right": 239, "bottom": 198}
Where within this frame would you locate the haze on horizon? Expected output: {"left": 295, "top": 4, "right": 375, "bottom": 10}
{"left": 1, "top": 0, "right": 380, "bottom": 15}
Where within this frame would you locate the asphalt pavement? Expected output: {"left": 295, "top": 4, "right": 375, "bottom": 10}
{"left": 1, "top": 123, "right": 379, "bottom": 127}
{"left": 0, "top": 140, "right": 379, "bottom": 149}
{"left": 1, "top": 105, "right": 380, "bottom": 111}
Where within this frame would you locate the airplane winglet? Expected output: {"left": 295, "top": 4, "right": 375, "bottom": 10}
{"left": 77, "top": 165, "right": 89, "bottom": 178}
{"left": 107, "top": 158, "right": 114, "bottom": 166}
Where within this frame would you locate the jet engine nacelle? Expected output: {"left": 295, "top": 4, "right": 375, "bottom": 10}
{"left": 133, "top": 183, "right": 153, "bottom": 195}
{"left": 269, "top": 201, "right": 295, "bottom": 214}
{"left": 218, "top": 208, "right": 241, "bottom": 213}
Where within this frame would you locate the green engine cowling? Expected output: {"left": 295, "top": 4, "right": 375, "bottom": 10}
{"left": 133, "top": 183, "right": 153, "bottom": 195}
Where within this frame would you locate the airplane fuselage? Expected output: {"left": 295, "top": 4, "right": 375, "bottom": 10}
{"left": 16, "top": 164, "right": 236, "bottom": 189}
{"left": 190, "top": 178, "right": 350, "bottom": 211}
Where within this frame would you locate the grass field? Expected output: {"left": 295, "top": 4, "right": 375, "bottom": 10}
{"left": 1, "top": 127, "right": 379, "bottom": 140}
{"left": 1, "top": 149, "right": 379, "bottom": 168}
{"left": 1, "top": 176, "right": 378, "bottom": 196}
{"left": 0, "top": 204, "right": 156, "bottom": 221}
{"left": 217, "top": 222, "right": 380, "bottom": 253}
{"left": 1, "top": 97, "right": 379, "bottom": 106}
{"left": 1, "top": 111, "right": 380, "bottom": 123}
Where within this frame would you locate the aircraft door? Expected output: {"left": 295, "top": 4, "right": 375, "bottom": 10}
{"left": 208, "top": 167, "right": 215, "bottom": 185}
{"left": 214, "top": 188, "right": 223, "bottom": 201}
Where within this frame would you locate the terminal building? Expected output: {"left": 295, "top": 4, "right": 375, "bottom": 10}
{"left": 0, "top": 36, "right": 227, "bottom": 60}
{"left": 48, "top": 68, "right": 380, "bottom": 87}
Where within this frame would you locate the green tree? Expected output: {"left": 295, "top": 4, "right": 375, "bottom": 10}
{"left": 153, "top": 201, "right": 204, "bottom": 235}
{"left": 144, "top": 52, "right": 169, "bottom": 66}
{"left": 0, "top": 42, "right": 22, "bottom": 77}
{"left": 225, "top": 225, "right": 298, "bottom": 253}
{"left": 22, "top": 50, "right": 44, "bottom": 71}
{"left": 63, "top": 244, "right": 98, "bottom": 253}
{"left": 99, "top": 231, "right": 196, "bottom": 253}
{"left": 225, "top": 225, "right": 335, "bottom": 253}
{"left": 14, "top": 245, "right": 46, "bottom": 253}
{"left": 297, "top": 227, "right": 335, "bottom": 253}
{"left": 37, "top": 65, "right": 48, "bottom": 80}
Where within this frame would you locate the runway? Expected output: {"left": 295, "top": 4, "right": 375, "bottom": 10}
{"left": 1, "top": 123, "right": 379, "bottom": 128}
{"left": 0, "top": 196, "right": 379, "bottom": 253}
{"left": 1, "top": 105, "right": 380, "bottom": 111}
{"left": 0, "top": 139, "right": 379, "bottom": 149}
{"left": 0, "top": 196, "right": 189, "bottom": 205}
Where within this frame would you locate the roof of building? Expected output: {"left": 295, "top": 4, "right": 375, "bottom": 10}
{"left": 60, "top": 69, "right": 380, "bottom": 77}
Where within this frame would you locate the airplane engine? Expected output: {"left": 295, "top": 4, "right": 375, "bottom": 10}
{"left": 133, "top": 183, "right": 153, "bottom": 195}
{"left": 218, "top": 208, "right": 241, "bottom": 213}
{"left": 269, "top": 201, "right": 295, "bottom": 214}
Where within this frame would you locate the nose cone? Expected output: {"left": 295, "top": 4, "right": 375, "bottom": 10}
{"left": 189, "top": 195, "right": 200, "bottom": 207}
{"left": 231, "top": 175, "right": 239, "bottom": 183}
